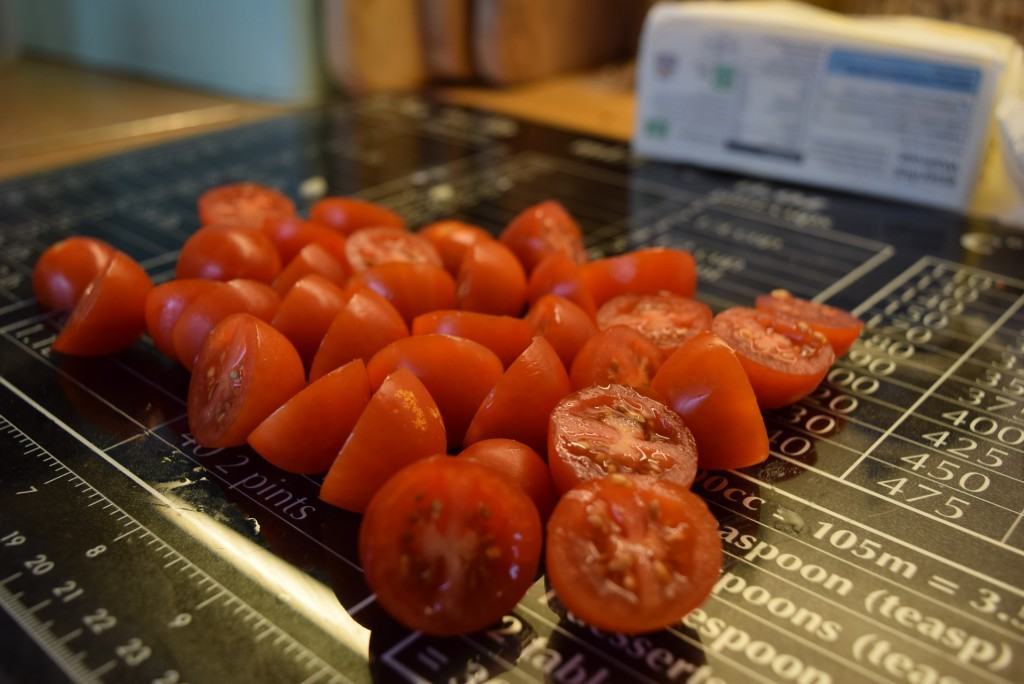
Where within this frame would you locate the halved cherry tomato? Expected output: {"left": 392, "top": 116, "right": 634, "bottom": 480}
{"left": 344, "top": 226, "right": 441, "bottom": 272}
{"left": 756, "top": 289, "right": 863, "bottom": 356}
{"left": 527, "top": 252, "right": 597, "bottom": 319}
{"left": 172, "top": 280, "right": 280, "bottom": 370}
{"left": 652, "top": 331, "right": 768, "bottom": 470}
{"left": 712, "top": 307, "right": 835, "bottom": 408}
{"left": 457, "top": 439, "right": 556, "bottom": 520}
{"left": 145, "top": 279, "right": 219, "bottom": 360}
{"left": 321, "top": 369, "right": 445, "bottom": 512}
{"left": 262, "top": 216, "right": 348, "bottom": 265}
{"left": 187, "top": 313, "right": 305, "bottom": 448}
{"left": 420, "top": 220, "right": 493, "bottom": 274}
{"left": 273, "top": 243, "right": 348, "bottom": 294}
{"left": 581, "top": 248, "right": 697, "bottom": 307}
{"left": 597, "top": 293, "right": 711, "bottom": 354}
{"left": 33, "top": 236, "right": 115, "bottom": 311}
{"left": 176, "top": 225, "right": 282, "bottom": 283}
{"left": 53, "top": 251, "right": 153, "bottom": 356}
{"left": 465, "top": 337, "right": 570, "bottom": 453}
{"left": 500, "top": 200, "right": 586, "bottom": 272}
{"left": 546, "top": 475, "right": 722, "bottom": 634}
{"left": 248, "top": 359, "right": 371, "bottom": 474}
{"left": 411, "top": 310, "right": 532, "bottom": 367}
{"left": 548, "top": 384, "right": 697, "bottom": 494}
{"left": 348, "top": 262, "right": 456, "bottom": 324}
{"left": 309, "top": 288, "right": 409, "bottom": 381}
{"left": 197, "top": 182, "right": 295, "bottom": 230}
{"left": 456, "top": 240, "right": 526, "bottom": 316}
{"left": 309, "top": 196, "right": 405, "bottom": 235}
{"left": 525, "top": 295, "right": 598, "bottom": 368}
{"left": 360, "top": 456, "right": 541, "bottom": 635}
{"left": 271, "top": 275, "right": 348, "bottom": 366}
{"left": 570, "top": 325, "right": 664, "bottom": 393}
{"left": 367, "top": 334, "right": 503, "bottom": 448}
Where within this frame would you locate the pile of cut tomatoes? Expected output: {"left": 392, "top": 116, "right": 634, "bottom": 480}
{"left": 33, "top": 182, "right": 862, "bottom": 636}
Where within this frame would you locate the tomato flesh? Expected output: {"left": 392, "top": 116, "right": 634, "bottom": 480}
{"left": 546, "top": 475, "right": 722, "bottom": 634}
{"left": 713, "top": 307, "right": 835, "bottom": 408}
{"left": 597, "top": 293, "right": 711, "bottom": 354}
{"left": 548, "top": 384, "right": 698, "bottom": 495}
{"left": 33, "top": 237, "right": 115, "bottom": 311}
{"left": 756, "top": 289, "right": 863, "bottom": 356}
{"left": 570, "top": 325, "right": 664, "bottom": 393}
{"left": 360, "top": 456, "right": 542, "bottom": 635}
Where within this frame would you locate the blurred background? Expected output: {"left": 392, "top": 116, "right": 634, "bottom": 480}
{"left": 1, "top": 0, "right": 1022, "bottom": 179}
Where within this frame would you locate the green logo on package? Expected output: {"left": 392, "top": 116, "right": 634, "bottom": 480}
{"left": 714, "top": 65, "right": 734, "bottom": 90}
{"left": 645, "top": 118, "right": 668, "bottom": 138}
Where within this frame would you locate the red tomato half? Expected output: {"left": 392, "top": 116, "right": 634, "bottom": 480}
{"left": 525, "top": 295, "right": 598, "bottom": 369}
{"left": 360, "top": 456, "right": 541, "bottom": 635}
{"left": 145, "top": 279, "right": 219, "bottom": 360}
{"left": 713, "top": 307, "right": 835, "bottom": 408}
{"left": 456, "top": 240, "right": 527, "bottom": 316}
{"left": 197, "top": 182, "right": 295, "bottom": 230}
{"left": 262, "top": 216, "right": 348, "bottom": 265}
{"left": 248, "top": 359, "right": 371, "bottom": 474}
{"left": 597, "top": 293, "right": 712, "bottom": 354}
{"left": 367, "top": 334, "right": 503, "bottom": 448}
{"left": 458, "top": 439, "right": 556, "bottom": 520}
{"left": 570, "top": 325, "right": 664, "bottom": 393}
{"left": 548, "top": 384, "right": 697, "bottom": 495}
{"left": 411, "top": 310, "right": 532, "bottom": 367}
{"left": 176, "top": 225, "right": 281, "bottom": 283}
{"left": 321, "top": 369, "right": 445, "bottom": 512}
{"left": 187, "top": 313, "right": 305, "bottom": 448}
{"left": 349, "top": 262, "right": 456, "bottom": 324}
{"left": 309, "top": 288, "right": 409, "bottom": 381}
{"left": 309, "top": 197, "right": 405, "bottom": 235}
{"left": 581, "top": 248, "right": 697, "bottom": 307}
{"left": 420, "top": 220, "right": 493, "bottom": 274}
{"left": 653, "top": 331, "right": 768, "bottom": 470}
{"left": 756, "top": 289, "right": 863, "bottom": 356}
{"left": 500, "top": 200, "right": 586, "bottom": 273}
{"left": 273, "top": 243, "right": 348, "bottom": 295}
{"left": 53, "top": 252, "right": 153, "bottom": 356}
{"left": 33, "top": 237, "right": 115, "bottom": 311}
{"left": 344, "top": 227, "right": 441, "bottom": 272}
{"left": 546, "top": 475, "right": 722, "bottom": 634}
{"left": 271, "top": 275, "right": 348, "bottom": 366}
{"left": 527, "top": 252, "right": 597, "bottom": 319}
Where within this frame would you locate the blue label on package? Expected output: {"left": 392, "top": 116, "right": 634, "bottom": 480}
{"left": 828, "top": 49, "right": 982, "bottom": 94}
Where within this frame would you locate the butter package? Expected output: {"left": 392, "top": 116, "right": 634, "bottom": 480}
{"left": 634, "top": 1, "right": 1024, "bottom": 219}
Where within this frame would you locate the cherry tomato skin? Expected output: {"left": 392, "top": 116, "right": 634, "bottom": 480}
{"left": 456, "top": 240, "right": 527, "bottom": 316}
{"left": 756, "top": 290, "right": 863, "bottom": 356}
{"left": 652, "top": 331, "right": 768, "bottom": 470}
{"left": 527, "top": 252, "right": 597, "bottom": 319}
{"left": 457, "top": 439, "right": 556, "bottom": 519}
{"left": 570, "top": 325, "right": 664, "bottom": 393}
{"left": 367, "top": 334, "right": 504, "bottom": 449}
{"left": 581, "top": 248, "right": 697, "bottom": 307}
{"left": 597, "top": 293, "right": 712, "bottom": 354}
{"left": 411, "top": 311, "right": 533, "bottom": 367}
{"left": 262, "top": 216, "right": 348, "bottom": 265}
{"left": 145, "top": 279, "right": 219, "bottom": 360}
{"left": 713, "top": 307, "right": 835, "bottom": 408}
{"left": 33, "top": 237, "right": 115, "bottom": 311}
{"left": 187, "top": 313, "right": 305, "bottom": 448}
{"left": 465, "top": 337, "right": 570, "bottom": 454}
{"left": 248, "top": 359, "right": 371, "bottom": 474}
{"left": 420, "top": 220, "right": 493, "bottom": 274}
{"left": 344, "top": 226, "right": 442, "bottom": 273}
{"left": 197, "top": 182, "right": 295, "bottom": 230}
{"left": 548, "top": 384, "right": 698, "bottom": 495}
{"left": 273, "top": 243, "right": 348, "bottom": 295}
{"left": 172, "top": 280, "right": 280, "bottom": 370}
{"left": 349, "top": 262, "right": 456, "bottom": 325}
{"left": 309, "top": 197, "right": 405, "bottom": 235}
{"left": 546, "top": 475, "right": 722, "bottom": 634}
{"left": 176, "top": 225, "right": 282, "bottom": 283}
{"left": 309, "top": 288, "right": 409, "bottom": 381}
{"left": 525, "top": 295, "right": 598, "bottom": 369}
{"left": 359, "top": 456, "right": 542, "bottom": 635}
{"left": 500, "top": 200, "right": 586, "bottom": 273}
{"left": 320, "top": 369, "right": 445, "bottom": 512}
{"left": 53, "top": 251, "right": 153, "bottom": 356}
{"left": 271, "top": 275, "right": 348, "bottom": 366}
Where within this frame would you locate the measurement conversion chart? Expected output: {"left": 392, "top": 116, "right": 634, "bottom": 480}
{"left": 0, "top": 96, "right": 1021, "bottom": 684}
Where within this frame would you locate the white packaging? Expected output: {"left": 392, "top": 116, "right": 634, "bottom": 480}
{"left": 633, "top": 1, "right": 1023, "bottom": 217}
